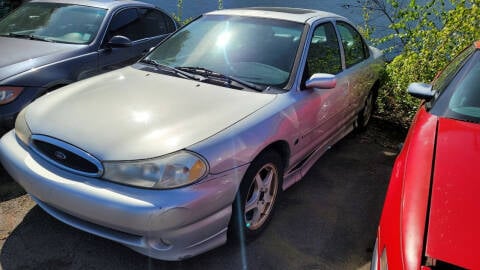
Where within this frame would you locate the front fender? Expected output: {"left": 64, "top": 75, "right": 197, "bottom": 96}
{"left": 2, "top": 50, "right": 98, "bottom": 89}
{"left": 377, "top": 106, "right": 438, "bottom": 269}
{"left": 189, "top": 92, "right": 299, "bottom": 175}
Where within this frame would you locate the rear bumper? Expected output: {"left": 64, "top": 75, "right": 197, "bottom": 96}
{"left": 0, "top": 130, "right": 248, "bottom": 260}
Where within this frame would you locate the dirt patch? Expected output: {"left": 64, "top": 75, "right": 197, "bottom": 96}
{"left": 0, "top": 195, "right": 35, "bottom": 249}
{"left": 356, "top": 116, "right": 407, "bottom": 149}
{"left": 0, "top": 169, "right": 24, "bottom": 202}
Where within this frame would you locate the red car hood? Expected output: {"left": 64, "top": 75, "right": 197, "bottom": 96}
{"left": 426, "top": 117, "right": 480, "bottom": 269}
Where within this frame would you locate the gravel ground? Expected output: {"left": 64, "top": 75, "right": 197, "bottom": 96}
{"left": 0, "top": 117, "right": 406, "bottom": 270}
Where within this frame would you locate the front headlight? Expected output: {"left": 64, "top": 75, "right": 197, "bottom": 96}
{"left": 102, "top": 151, "right": 208, "bottom": 189}
{"left": 14, "top": 107, "right": 32, "bottom": 145}
{"left": 0, "top": 86, "right": 24, "bottom": 105}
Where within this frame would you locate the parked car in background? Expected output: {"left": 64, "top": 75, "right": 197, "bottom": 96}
{"left": 0, "top": 7, "right": 384, "bottom": 260}
{"left": 0, "top": 0, "right": 176, "bottom": 127}
{"left": 0, "top": 0, "right": 22, "bottom": 19}
{"left": 371, "top": 41, "right": 480, "bottom": 270}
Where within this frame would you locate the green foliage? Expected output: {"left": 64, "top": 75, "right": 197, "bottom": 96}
{"left": 172, "top": 0, "right": 223, "bottom": 26}
{"left": 363, "top": 0, "right": 480, "bottom": 126}
{"left": 172, "top": 0, "right": 192, "bottom": 25}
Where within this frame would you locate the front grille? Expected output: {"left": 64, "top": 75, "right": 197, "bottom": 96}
{"left": 31, "top": 135, "right": 103, "bottom": 177}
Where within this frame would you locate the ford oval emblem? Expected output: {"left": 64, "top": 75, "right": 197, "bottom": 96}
{"left": 54, "top": 151, "right": 67, "bottom": 160}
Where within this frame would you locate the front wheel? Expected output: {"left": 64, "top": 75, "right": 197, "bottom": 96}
{"left": 230, "top": 151, "right": 283, "bottom": 241}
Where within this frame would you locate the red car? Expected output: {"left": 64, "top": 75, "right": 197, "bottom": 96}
{"left": 372, "top": 41, "right": 480, "bottom": 270}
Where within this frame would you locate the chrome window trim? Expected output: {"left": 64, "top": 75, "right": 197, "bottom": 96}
{"left": 31, "top": 134, "right": 104, "bottom": 177}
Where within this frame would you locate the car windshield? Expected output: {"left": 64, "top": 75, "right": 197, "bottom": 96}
{"left": 145, "top": 15, "right": 304, "bottom": 88}
{"left": 431, "top": 49, "right": 480, "bottom": 123}
{"left": 0, "top": 2, "right": 106, "bottom": 44}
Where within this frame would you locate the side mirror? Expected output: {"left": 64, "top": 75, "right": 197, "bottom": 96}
{"left": 305, "top": 73, "right": 336, "bottom": 89}
{"left": 407, "top": 82, "right": 435, "bottom": 101}
{"left": 107, "top": 35, "right": 132, "bottom": 47}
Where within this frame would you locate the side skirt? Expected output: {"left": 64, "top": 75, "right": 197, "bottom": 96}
{"left": 282, "top": 122, "right": 354, "bottom": 190}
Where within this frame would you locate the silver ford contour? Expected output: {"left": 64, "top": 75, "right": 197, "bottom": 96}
{"left": 0, "top": 7, "right": 384, "bottom": 260}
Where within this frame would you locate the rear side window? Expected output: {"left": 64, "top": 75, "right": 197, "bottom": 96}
{"left": 336, "top": 21, "right": 369, "bottom": 68}
{"left": 107, "top": 8, "right": 174, "bottom": 41}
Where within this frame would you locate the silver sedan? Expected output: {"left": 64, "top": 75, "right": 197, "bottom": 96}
{"left": 0, "top": 7, "right": 384, "bottom": 260}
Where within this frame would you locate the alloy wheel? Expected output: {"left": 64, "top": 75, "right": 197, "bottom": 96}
{"left": 244, "top": 163, "right": 279, "bottom": 230}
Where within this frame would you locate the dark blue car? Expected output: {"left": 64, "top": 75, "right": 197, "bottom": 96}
{"left": 0, "top": 1, "right": 21, "bottom": 19}
{"left": 0, "top": 0, "right": 176, "bottom": 127}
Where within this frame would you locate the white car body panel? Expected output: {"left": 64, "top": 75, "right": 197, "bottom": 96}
{"left": 27, "top": 67, "right": 276, "bottom": 161}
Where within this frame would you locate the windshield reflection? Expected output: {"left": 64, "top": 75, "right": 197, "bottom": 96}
{"left": 0, "top": 2, "right": 106, "bottom": 44}
{"left": 146, "top": 15, "right": 304, "bottom": 88}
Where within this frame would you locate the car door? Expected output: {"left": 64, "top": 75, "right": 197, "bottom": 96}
{"left": 98, "top": 7, "right": 175, "bottom": 72}
{"left": 292, "top": 22, "right": 349, "bottom": 167}
{"left": 335, "top": 21, "right": 375, "bottom": 123}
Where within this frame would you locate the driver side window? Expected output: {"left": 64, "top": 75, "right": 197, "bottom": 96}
{"left": 106, "top": 8, "right": 174, "bottom": 43}
{"left": 106, "top": 8, "right": 139, "bottom": 42}
{"left": 304, "top": 22, "right": 342, "bottom": 79}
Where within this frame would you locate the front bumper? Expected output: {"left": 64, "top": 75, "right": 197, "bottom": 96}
{"left": 0, "top": 130, "right": 248, "bottom": 260}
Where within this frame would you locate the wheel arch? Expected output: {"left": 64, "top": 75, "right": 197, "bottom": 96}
{"left": 228, "top": 140, "right": 288, "bottom": 240}
{"left": 254, "top": 140, "right": 291, "bottom": 172}
{"left": 371, "top": 79, "right": 381, "bottom": 111}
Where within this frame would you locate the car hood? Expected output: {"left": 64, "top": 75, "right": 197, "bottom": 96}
{"left": 0, "top": 37, "right": 81, "bottom": 82}
{"left": 425, "top": 117, "right": 480, "bottom": 269}
{"left": 25, "top": 66, "right": 276, "bottom": 161}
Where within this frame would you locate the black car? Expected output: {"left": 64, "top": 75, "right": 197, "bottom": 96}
{"left": 0, "top": 0, "right": 177, "bottom": 127}
{"left": 0, "top": 0, "right": 21, "bottom": 19}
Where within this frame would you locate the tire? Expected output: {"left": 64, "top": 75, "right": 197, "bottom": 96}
{"left": 230, "top": 151, "right": 283, "bottom": 241}
{"left": 356, "top": 90, "right": 374, "bottom": 132}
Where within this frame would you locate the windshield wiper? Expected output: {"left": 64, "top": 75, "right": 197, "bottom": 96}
{"left": 140, "top": 59, "right": 202, "bottom": 81}
{"left": 176, "top": 66, "right": 266, "bottom": 92}
{"left": 5, "top": 32, "right": 55, "bottom": 42}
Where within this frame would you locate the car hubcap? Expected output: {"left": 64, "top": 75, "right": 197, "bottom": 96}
{"left": 244, "top": 163, "right": 279, "bottom": 230}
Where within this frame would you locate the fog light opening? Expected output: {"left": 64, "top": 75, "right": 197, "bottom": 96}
{"left": 147, "top": 238, "right": 172, "bottom": 250}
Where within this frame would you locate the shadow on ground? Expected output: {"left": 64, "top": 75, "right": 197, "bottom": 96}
{"left": 0, "top": 166, "right": 25, "bottom": 203}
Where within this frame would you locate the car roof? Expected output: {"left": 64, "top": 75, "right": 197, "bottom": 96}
{"left": 475, "top": 40, "right": 480, "bottom": 49}
{"left": 29, "top": 0, "right": 154, "bottom": 10}
{"left": 206, "top": 7, "right": 346, "bottom": 23}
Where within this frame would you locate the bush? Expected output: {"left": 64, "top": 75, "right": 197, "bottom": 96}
{"left": 173, "top": 0, "right": 223, "bottom": 25}
{"left": 363, "top": 0, "right": 480, "bottom": 126}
